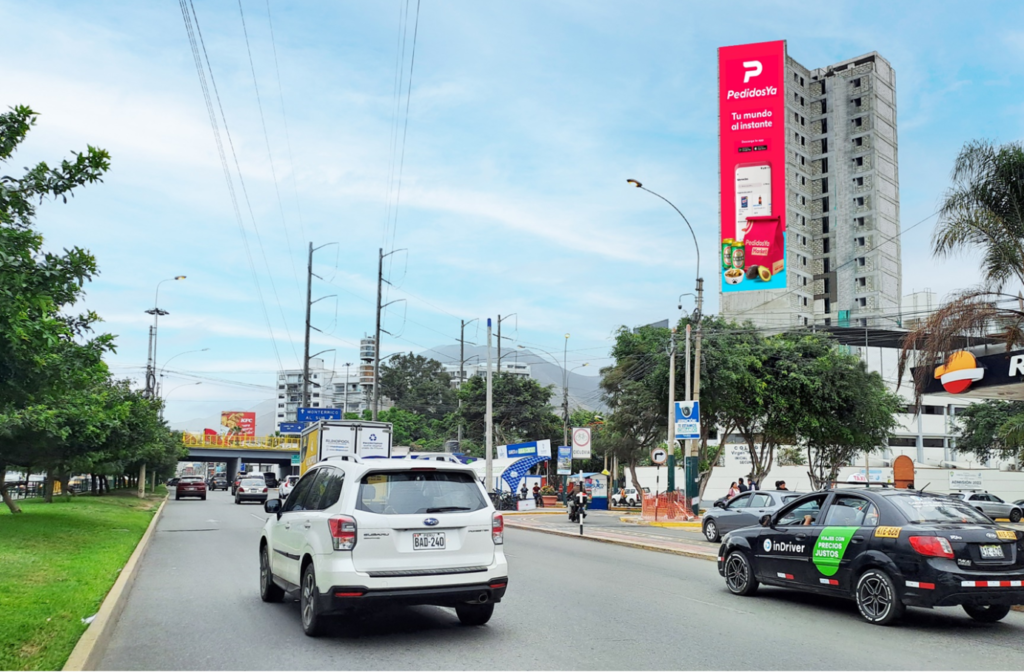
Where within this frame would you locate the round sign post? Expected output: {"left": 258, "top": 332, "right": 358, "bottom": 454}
{"left": 650, "top": 448, "right": 667, "bottom": 522}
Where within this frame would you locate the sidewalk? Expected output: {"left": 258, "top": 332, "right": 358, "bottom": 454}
{"left": 504, "top": 515, "right": 718, "bottom": 562}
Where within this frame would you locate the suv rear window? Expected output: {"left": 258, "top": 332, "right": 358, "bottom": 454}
{"left": 891, "top": 494, "right": 992, "bottom": 524}
{"left": 357, "top": 471, "right": 487, "bottom": 515}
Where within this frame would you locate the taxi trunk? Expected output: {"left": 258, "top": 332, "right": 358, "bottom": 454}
{"left": 927, "top": 525, "right": 1024, "bottom": 570}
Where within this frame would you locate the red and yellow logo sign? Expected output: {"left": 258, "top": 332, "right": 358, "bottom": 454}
{"left": 934, "top": 351, "right": 984, "bottom": 394}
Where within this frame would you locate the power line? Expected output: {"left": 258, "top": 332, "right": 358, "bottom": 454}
{"left": 237, "top": 0, "right": 301, "bottom": 289}
{"left": 179, "top": 0, "right": 284, "bottom": 370}
{"left": 264, "top": 0, "right": 307, "bottom": 246}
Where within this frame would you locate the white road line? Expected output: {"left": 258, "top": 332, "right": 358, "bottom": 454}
{"left": 250, "top": 514, "right": 268, "bottom": 522}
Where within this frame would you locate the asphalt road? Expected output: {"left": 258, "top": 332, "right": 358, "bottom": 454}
{"left": 100, "top": 490, "right": 1024, "bottom": 670}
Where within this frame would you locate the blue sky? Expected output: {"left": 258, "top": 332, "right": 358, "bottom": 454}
{"left": 2, "top": 1, "right": 1022, "bottom": 426}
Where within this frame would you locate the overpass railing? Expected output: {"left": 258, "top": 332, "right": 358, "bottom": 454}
{"left": 182, "top": 434, "right": 300, "bottom": 451}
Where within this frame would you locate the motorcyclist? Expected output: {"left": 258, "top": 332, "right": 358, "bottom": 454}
{"left": 569, "top": 484, "right": 589, "bottom": 523}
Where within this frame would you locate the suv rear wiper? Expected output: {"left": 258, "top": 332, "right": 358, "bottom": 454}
{"left": 426, "top": 506, "right": 472, "bottom": 513}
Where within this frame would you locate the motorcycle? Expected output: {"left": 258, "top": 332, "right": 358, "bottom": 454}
{"left": 569, "top": 496, "right": 588, "bottom": 523}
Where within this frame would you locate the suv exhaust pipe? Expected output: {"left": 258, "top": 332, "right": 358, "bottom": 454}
{"left": 474, "top": 593, "right": 489, "bottom": 604}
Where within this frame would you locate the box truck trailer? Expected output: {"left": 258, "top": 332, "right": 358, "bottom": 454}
{"left": 298, "top": 420, "right": 393, "bottom": 475}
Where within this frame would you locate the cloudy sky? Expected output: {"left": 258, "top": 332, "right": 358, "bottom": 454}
{"left": 2, "top": 1, "right": 1021, "bottom": 427}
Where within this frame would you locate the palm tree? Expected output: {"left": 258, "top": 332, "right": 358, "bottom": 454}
{"left": 899, "top": 140, "right": 1024, "bottom": 398}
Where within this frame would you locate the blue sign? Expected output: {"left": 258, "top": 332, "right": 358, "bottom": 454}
{"left": 674, "top": 401, "right": 700, "bottom": 440}
{"left": 297, "top": 407, "right": 342, "bottom": 422}
{"left": 501, "top": 455, "right": 550, "bottom": 493}
{"left": 498, "top": 439, "right": 551, "bottom": 460}
{"left": 278, "top": 422, "right": 304, "bottom": 434}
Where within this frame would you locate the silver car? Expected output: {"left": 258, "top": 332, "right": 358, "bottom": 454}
{"left": 950, "top": 492, "right": 1023, "bottom": 522}
{"left": 702, "top": 490, "right": 805, "bottom": 542}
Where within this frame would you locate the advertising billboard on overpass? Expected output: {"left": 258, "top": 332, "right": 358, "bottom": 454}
{"left": 220, "top": 411, "right": 256, "bottom": 437}
{"left": 718, "top": 40, "right": 787, "bottom": 293}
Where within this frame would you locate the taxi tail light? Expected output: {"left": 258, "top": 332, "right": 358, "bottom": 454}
{"left": 492, "top": 512, "right": 504, "bottom": 545}
{"left": 909, "top": 535, "right": 954, "bottom": 559}
{"left": 328, "top": 514, "right": 358, "bottom": 551}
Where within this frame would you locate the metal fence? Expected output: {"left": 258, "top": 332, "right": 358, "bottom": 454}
{"left": 641, "top": 491, "right": 696, "bottom": 522}
{"left": 181, "top": 435, "right": 300, "bottom": 451}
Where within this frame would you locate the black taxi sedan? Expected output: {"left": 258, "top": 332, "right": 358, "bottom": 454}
{"left": 717, "top": 486, "right": 1024, "bottom": 625}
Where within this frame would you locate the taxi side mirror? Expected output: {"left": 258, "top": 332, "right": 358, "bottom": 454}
{"left": 759, "top": 513, "right": 773, "bottom": 528}
{"left": 264, "top": 499, "right": 282, "bottom": 516}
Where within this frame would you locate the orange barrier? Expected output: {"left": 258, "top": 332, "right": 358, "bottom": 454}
{"left": 641, "top": 491, "right": 695, "bottom": 522}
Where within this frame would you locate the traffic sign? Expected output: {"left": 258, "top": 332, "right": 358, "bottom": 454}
{"left": 290, "top": 455, "right": 300, "bottom": 465}
{"left": 651, "top": 447, "right": 668, "bottom": 465}
{"left": 279, "top": 422, "right": 304, "bottom": 434}
{"left": 674, "top": 401, "right": 700, "bottom": 440}
{"left": 571, "top": 427, "right": 592, "bottom": 459}
{"left": 297, "top": 407, "right": 342, "bottom": 422}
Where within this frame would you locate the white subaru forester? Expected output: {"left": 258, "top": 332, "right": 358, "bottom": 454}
{"left": 259, "top": 455, "right": 508, "bottom": 636}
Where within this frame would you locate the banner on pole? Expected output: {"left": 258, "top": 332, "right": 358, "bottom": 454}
{"left": 557, "top": 446, "right": 572, "bottom": 475}
{"left": 675, "top": 401, "right": 700, "bottom": 440}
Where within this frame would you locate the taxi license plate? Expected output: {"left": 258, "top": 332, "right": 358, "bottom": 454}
{"left": 980, "top": 544, "right": 1005, "bottom": 559}
{"left": 413, "top": 532, "right": 446, "bottom": 550}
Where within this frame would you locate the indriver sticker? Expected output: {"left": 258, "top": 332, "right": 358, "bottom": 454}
{"left": 812, "top": 526, "right": 859, "bottom": 577}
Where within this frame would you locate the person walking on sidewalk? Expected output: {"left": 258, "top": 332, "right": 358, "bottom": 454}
{"left": 532, "top": 483, "right": 543, "bottom": 508}
{"left": 737, "top": 477, "right": 749, "bottom": 493}
{"left": 727, "top": 481, "right": 739, "bottom": 498}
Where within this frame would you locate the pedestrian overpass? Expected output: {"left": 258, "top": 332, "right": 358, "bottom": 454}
{"left": 181, "top": 435, "right": 300, "bottom": 477}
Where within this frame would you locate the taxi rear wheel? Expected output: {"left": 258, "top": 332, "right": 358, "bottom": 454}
{"left": 703, "top": 519, "right": 720, "bottom": 543}
{"left": 963, "top": 603, "right": 1011, "bottom": 622}
{"left": 724, "top": 551, "right": 758, "bottom": 596}
{"left": 855, "top": 569, "right": 904, "bottom": 625}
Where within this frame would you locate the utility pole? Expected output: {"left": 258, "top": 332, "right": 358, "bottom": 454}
{"left": 497, "top": 314, "right": 501, "bottom": 370}
{"left": 302, "top": 242, "right": 313, "bottom": 410}
{"left": 485, "top": 318, "right": 494, "bottom": 492}
{"left": 301, "top": 242, "right": 337, "bottom": 412}
{"left": 372, "top": 247, "right": 406, "bottom": 421}
{"left": 562, "top": 333, "right": 570, "bottom": 449}
{"left": 667, "top": 327, "right": 677, "bottom": 493}
{"left": 457, "top": 319, "right": 477, "bottom": 447}
{"left": 343, "top": 363, "right": 352, "bottom": 417}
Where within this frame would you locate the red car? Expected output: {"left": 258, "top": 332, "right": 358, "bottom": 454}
{"left": 175, "top": 477, "right": 207, "bottom": 501}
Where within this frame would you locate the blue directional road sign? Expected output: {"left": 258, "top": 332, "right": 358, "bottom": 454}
{"left": 674, "top": 401, "right": 700, "bottom": 440}
{"left": 297, "top": 407, "right": 342, "bottom": 422}
{"left": 278, "top": 422, "right": 305, "bottom": 434}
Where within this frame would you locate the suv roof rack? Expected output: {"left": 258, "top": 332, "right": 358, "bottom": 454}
{"left": 322, "top": 454, "right": 364, "bottom": 464}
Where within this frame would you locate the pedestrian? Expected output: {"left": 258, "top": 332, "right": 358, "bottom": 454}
{"left": 737, "top": 477, "right": 749, "bottom": 493}
{"left": 532, "top": 483, "right": 543, "bottom": 507}
{"left": 749, "top": 478, "right": 758, "bottom": 491}
{"left": 775, "top": 480, "right": 789, "bottom": 490}
{"left": 727, "top": 481, "right": 739, "bottom": 498}
{"left": 519, "top": 482, "right": 528, "bottom": 501}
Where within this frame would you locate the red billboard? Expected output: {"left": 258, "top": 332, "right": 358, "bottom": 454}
{"left": 221, "top": 411, "right": 256, "bottom": 437}
{"left": 718, "top": 40, "right": 787, "bottom": 293}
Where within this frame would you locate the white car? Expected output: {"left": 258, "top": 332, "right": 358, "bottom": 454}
{"left": 259, "top": 455, "right": 509, "bottom": 636}
{"left": 612, "top": 487, "right": 649, "bottom": 507}
{"left": 279, "top": 475, "right": 300, "bottom": 500}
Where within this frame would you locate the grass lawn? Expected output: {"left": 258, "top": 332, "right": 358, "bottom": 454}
{"left": 0, "top": 488, "right": 165, "bottom": 671}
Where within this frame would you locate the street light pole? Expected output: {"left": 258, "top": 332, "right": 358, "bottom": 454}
{"left": 343, "top": 363, "right": 352, "bottom": 417}
{"left": 562, "top": 334, "right": 570, "bottom": 449}
{"left": 485, "top": 318, "right": 494, "bottom": 493}
{"left": 145, "top": 276, "right": 185, "bottom": 398}
{"left": 628, "top": 179, "right": 704, "bottom": 510}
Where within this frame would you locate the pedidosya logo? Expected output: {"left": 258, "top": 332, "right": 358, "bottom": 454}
{"left": 763, "top": 538, "right": 772, "bottom": 552}
{"left": 934, "top": 351, "right": 984, "bottom": 394}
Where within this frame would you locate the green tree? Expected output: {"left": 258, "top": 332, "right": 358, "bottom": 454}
{"left": 900, "top": 140, "right": 1024, "bottom": 398}
{"left": 799, "top": 353, "right": 901, "bottom": 489}
{"left": 952, "top": 400, "right": 1024, "bottom": 464}
{"left": 0, "top": 105, "right": 112, "bottom": 513}
{"left": 379, "top": 353, "right": 456, "bottom": 421}
{"left": 456, "top": 373, "right": 554, "bottom": 446}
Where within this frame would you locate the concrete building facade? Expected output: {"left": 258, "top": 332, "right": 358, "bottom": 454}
{"left": 722, "top": 49, "right": 900, "bottom": 330}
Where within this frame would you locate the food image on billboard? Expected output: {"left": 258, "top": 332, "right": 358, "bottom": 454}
{"left": 220, "top": 411, "right": 256, "bottom": 437}
{"left": 719, "top": 40, "right": 787, "bottom": 292}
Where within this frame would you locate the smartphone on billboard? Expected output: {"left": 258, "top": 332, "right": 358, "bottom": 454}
{"left": 735, "top": 164, "right": 771, "bottom": 241}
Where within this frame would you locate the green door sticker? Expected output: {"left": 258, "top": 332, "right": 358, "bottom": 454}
{"left": 812, "top": 526, "right": 859, "bottom": 576}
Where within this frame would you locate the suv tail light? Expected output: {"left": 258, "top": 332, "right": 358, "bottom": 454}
{"left": 909, "top": 535, "right": 954, "bottom": 559}
{"left": 492, "top": 512, "right": 504, "bottom": 545}
{"left": 262, "top": 488, "right": 268, "bottom": 493}
{"left": 328, "top": 515, "right": 358, "bottom": 551}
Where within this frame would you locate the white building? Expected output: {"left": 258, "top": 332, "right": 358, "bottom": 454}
{"left": 442, "top": 361, "right": 533, "bottom": 388}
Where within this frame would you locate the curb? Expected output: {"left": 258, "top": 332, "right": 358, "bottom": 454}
{"left": 63, "top": 497, "right": 167, "bottom": 672}
{"left": 619, "top": 516, "right": 702, "bottom": 528}
{"left": 505, "top": 520, "right": 717, "bottom": 563}
{"left": 503, "top": 509, "right": 567, "bottom": 516}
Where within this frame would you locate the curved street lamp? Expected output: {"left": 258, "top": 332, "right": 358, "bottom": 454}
{"left": 145, "top": 275, "right": 186, "bottom": 397}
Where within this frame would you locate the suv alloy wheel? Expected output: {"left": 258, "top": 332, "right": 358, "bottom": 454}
{"left": 259, "top": 545, "right": 283, "bottom": 603}
{"left": 300, "top": 563, "right": 326, "bottom": 637}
